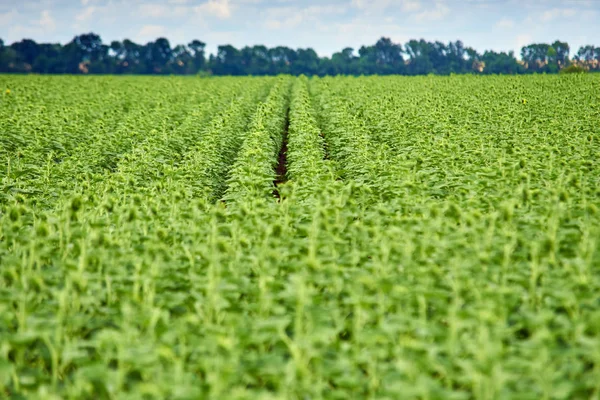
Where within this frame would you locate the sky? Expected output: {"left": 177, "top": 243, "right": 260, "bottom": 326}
{"left": 0, "top": 0, "right": 598, "bottom": 58}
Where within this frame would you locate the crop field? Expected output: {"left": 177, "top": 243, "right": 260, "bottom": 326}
{"left": 1, "top": 74, "right": 600, "bottom": 399}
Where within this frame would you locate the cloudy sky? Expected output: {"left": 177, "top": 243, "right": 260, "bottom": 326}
{"left": 0, "top": 0, "right": 598, "bottom": 57}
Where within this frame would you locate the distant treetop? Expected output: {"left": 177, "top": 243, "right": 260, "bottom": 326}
{"left": 0, "top": 33, "right": 598, "bottom": 76}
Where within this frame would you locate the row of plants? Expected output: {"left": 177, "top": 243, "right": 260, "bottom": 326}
{"left": 285, "top": 76, "right": 332, "bottom": 201}
{"left": 0, "top": 77, "right": 242, "bottom": 210}
{"left": 223, "top": 77, "right": 291, "bottom": 203}
{"left": 178, "top": 78, "right": 275, "bottom": 202}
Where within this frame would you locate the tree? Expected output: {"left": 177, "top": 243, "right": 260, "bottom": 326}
{"left": 0, "top": 33, "right": 589, "bottom": 76}
{"left": 481, "top": 50, "right": 523, "bottom": 74}
{"left": 465, "top": 47, "right": 484, "bottom": 73}
{"left": 331, "top": 47, "right": 357, "bottom": 75}
{"left": 0, "top": 38, "right": 18, "bottom": 73}
{"left": 74, "top": 33, "right": 104, "bottom": 62}
{"left": 404, "top": 40, "right": 434, "bottom": 75}
{"left": 356, "top": 38, "right": 405, "bottom": 75}
{"left": 292, "top": 48, "right": 319, "bottom": 76}
{"left": 211, "top": 45, "right": 243, "bottom": 75}
{"left": 357, "top": 45, "right": 379, "bottom": 74}
{"left": 143, "top": 37, "right": 173, "bottom": 74}
{"left": 575, "top": 45, "right": 600, "bottom": 71}
{"left": 268, "top": 46, "right": 295, "bottom": 75}
{"left": 240, "top": 45, "right": 270, "bottom": 75}
{"left": 446, "top": 40, "right": 469, "bottom": 73}
{"left": 374, "top": 37, "right": 405, "bottom": 74}
{"left": 521, "top": 43, "right": 552, "bottom": 72}
{"left": 33, "top": 43, "right": 64, "bottom": 73}
{"left": 188, "top": 40, "right": 206, "bottom": 72}
{"left": 122, "top": 39, "right": 144, "bottom": 73}
{"left": 58, "top": 33, "right": 108, "bottom": 73}
{"left": 551, "top": 40, "right": 570, "bottom": 67}
{"left": 427, "top": 41, "right": 450, "bottom": 74}
{"left": 171, "top": 44, "right": 193, "bottom": 74}
{"left": 10, "top": 39, "right": 41, "bottom": 70}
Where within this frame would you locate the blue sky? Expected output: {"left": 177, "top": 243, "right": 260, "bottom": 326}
{"left": 1, "top": 0, "right": 598, "bottom": 58}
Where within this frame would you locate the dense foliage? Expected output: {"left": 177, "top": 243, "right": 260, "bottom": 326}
{"left": 1, "top": 74, "right": 599, "bottom": 399}
{"left": 1, "top": 34, "right": 600, "bottom": 76}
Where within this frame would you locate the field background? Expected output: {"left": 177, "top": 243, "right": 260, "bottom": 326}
{"left": 1, "top": 74, "right": 600, "bottom": 399}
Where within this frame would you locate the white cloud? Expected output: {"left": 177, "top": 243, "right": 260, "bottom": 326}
{"left": 139, "top": 4, "right": 168, "bottom": 18}
{"left": 401, "top": 0, "right": 421, "bottom": 12}
{"left": 305, "top": 5, "right": 344, "bottom": 15}
{"left": 351, "top": 0, "right": 386, "bottom": 12}
{"left": 136, "top": 24, "right": 167, "bottom": 42}
{"left": 1, "top": 0, "right": 597, "bottom": 60}
{"left": 76, "top": 6, "right": 96, "bottom": 22}
{"left": 324, "top": 18, "right": 410, "bottom": 54}
{"left": 39, "top": 10, "right": 56, "bottom": 32}
{"left": 495, "top": 17, "right": 514, "bottom": 29}
{"left": 264, "top": 5, "right": 342, "bottom": 30}
{"left": 351, "top": 0, "right": 420, "bottom": 13}
{"left": 6, "top": 10, "right": 56, "bottom": 42}
{"left": 350, "top": 0, "right": 368, "bottom": 8}
{"left": 139, "top": 4, "right": 188, "bottom": 18}
{"left": 0, "top": 10, "right": 18, "bottom": 26}
{"left": 265, "top": 15, "right": 302, "bottom": 29}
{"left": 516, "top": 34, "right": 532, "bottom": 51}
{"left": 540, "top": 8, "right": 576, "bottom": 22}
{"left": 414, "top": 1, "right": 449, "bottom": 22}
{"left": 232, "top": 0, "right": 266, "bottom": 4}
{"left": 194, "top": 0, "right": 232, "bottom": 19}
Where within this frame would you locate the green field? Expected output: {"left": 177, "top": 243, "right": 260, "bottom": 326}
{"left": 1, "top": 74, "right": 600, "bottom": 399}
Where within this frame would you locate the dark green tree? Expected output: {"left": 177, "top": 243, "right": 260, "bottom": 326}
{"left": 481, "top": 50, "right": 523, "bottom": 74}
{"left": 10, "top": 39, "right": 41, "bottom": 71}
{"left": 188, "top": 40, "right": 206, "bottom": 72}
{"left": 0, "top": 34, "right": 592, "bottom": 76}
{"left": 551, "top": 40, "right": 570, "bottom": 68}
{"left": 330, "top": 47, "right": 357, "bottom": 75}
{"left": 291, "top": 48, "right": 320, "bottom": 75}
{"left": 143, "top": 38, "right": 173, "bottom": 74}
{"left": 521, "top": 43, "right": 552, "bottom": 72}
{"left": 575, "top": 45, "right": 599, "bottom": 70}
{"left": 171, "top": 44, "right": 193, "bottom": 74}
{"left": 404, "top": 40, "right": 434, "bottom": 75}
{"left": 211, "top": 45, "right": 243, "bottom": 75}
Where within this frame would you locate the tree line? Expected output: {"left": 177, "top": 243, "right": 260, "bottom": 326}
{"left": 1, "top": 33, "right": 598, "bottom": 76}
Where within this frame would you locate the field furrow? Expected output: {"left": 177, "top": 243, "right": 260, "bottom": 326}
{"left": 176, "top": 79, "right": 273, "bottom": 203}
{"left": 223, "top": 77, "right": 291, "bottom": 203}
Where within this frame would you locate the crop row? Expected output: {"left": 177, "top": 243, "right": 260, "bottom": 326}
{"left": 223, "top": 77, "right": 291, "bottom": 202}
{"left": 285, "top": 76, "right": 332, "bottom": 201}
{"left": 0, "top": 77, "right": 264, "bottom": 210}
